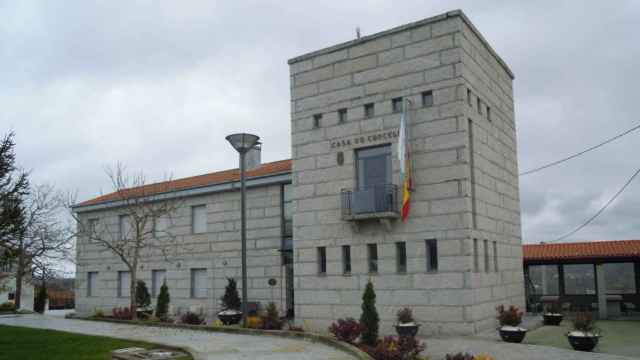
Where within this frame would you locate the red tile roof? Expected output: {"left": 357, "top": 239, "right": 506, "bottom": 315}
{"left": 77, "top": 159, "right": 292, "bottom": 207}
{"left": 523, "top": 240, "right": 640, "bottom": 262}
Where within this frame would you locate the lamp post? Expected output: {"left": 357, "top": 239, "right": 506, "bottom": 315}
{"left": 225, "top": 133, "right": 260, "bottom": 327}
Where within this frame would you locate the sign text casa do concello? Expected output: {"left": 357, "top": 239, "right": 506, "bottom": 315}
{"left": 330, "top": 129, "right": 399, "bottom": 150}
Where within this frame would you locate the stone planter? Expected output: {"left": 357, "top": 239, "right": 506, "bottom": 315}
{"left": 567, "top": 332, "right": 600, "bottom": 352}
{"left": 217, "top": 310, "right": 242, "bottom": 325}
{"left": 395, "top": 323, "right": 420, "bottom": 338}
{"left": 543, "top": 313, "right": 563, "bottom": 326}
{"left": 498, "top": 326, "right": 527, "bottom": 343}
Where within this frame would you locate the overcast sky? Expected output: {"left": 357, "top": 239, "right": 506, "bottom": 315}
{"left": 2, "top": 1, "right": 639, "bottom": 246}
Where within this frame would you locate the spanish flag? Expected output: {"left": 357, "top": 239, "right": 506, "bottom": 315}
{"left": 398, "top": 99, "right": 412, "bottom": 222}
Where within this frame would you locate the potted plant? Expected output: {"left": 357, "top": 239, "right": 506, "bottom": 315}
{"left": 496, "top": 305, "right": 527, "bottom": 343}
{"left": 567, "top": 312, "right": 601, "bottom": 352}
{"left": 543, "top": 301, "right": 564, "bottom": 326}
{"left": 394, "top": 307, "right": 420, "bottom": 337}
{"left": 217, "top": 278, "right": 242, "bottom": 325}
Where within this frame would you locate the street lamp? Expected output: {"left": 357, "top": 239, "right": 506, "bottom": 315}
{"left": 225, "top": 132, "right": 260, "bottom": 327}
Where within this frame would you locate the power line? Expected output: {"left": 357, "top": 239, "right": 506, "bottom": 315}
{"left": 520, "top": 123, "right": 640, "bottom": 176}
{"left": 547, "top": 166, "right": 640, "bottom": 243}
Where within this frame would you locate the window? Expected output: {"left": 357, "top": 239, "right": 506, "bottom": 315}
{"left": 563, "top": 264, "right": 596, "bottom": 295}
{"left": 392, "top": 97, "right": 403, "bottom": 113}
{"left": 282, "top": 184, "right": 293, "bottom": 251}
{"left": 422, "top": 91, "right": 433, "bottom": 107}
{"left": 117, "top": 271, "right": 130, "bottom": 297}
{"left": 87, "top": 218, "right": 99, "bottom": 235}
{"left": 87, "top": 272, "right": 98, "bottom": 297}
{"left": 364, "top": 103, "right": 375, "bottom": 118}
{"left": 356, "top": 145, "right": 391, "bottom": 190}
{"left": 151, "top": 269, "right": 166, "bottom": 297}
{"left": 426, "top": 239, "right": 438, "bottom": 272}
{"left": 342, "top": 245, "right": 351, "bottom": 274}
{"left": 605, "top": 263, "right": 636, "bottom": 294}
{"left": 493, "top": 241, "right": 498, "bottom": 271}
{"left": 338, "top": 108, "right": 348, "bottom": 123}
{"left": 367, "top": 244, "right": 378, "bottom": 273}
{"left": 396, "top": 242, "right": 407, "bottom": 273}
{"left": 484, "top": 239, "right": 489, "bottom": 273}
{"left": 468, "top": 119, "right": 477, "bottom": 229}
{"left": 119, "top": 215, "right": 131, "bottom": 240}
{"left": 473, "top": 238, "right": 479, "bottom": 272}
{"left": 317, "top": 247, "right": 327, "bottom": 274}
{"left": 528, "top": 265, "right": 559, "bottom": 295}
{"left": 190, "top": 268, "right": 207, "bottom": 298}
{"left": 477, "top": 98, "right": 483, "bottom": 115}
{"left": 154, "top": 215, "right": 171, "bottom": 237}
{"left": 467, "top": 88, "right": 472, "bottom": 106}
{"left": 487, "top": 106, "right": 491, "bottom": 121}
{"left": 313, "top": 113, "right": 322, "bottom": 128}
{"left": 191, "top": 205, "right": 207, "bottom": 234}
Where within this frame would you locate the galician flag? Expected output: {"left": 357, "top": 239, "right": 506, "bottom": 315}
{"left": 398, "top": 99, "right": 412, "bottom": 222}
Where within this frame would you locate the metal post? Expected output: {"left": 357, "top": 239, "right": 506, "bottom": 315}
{"left": 240, "top": 151, "right": 248, "bottom": 327}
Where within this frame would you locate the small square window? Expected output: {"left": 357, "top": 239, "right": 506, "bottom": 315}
{"left": 313, "top": 114, "right": 322, "bottom": 128}
{"left": 396, "top": 242, "right": 407, "bottom": 273}
{"left": 467, "top": 89, "right": 472, "bottom": 106}
{"left": 367, "top": 244, "right": 378, "bottom": 274}
{"left": 392, "top": 97, "right": 403, "bottom": 113}
{"left": 318, "top": 247, "right": 327, "bottom": 275}
{"left": 364, "top": 103, "right": 375, "bottom": 118}
{"left": 422, "top": 91, "right": 433, "bottom": 107}
{"left": 338, "top": 108, "right": 348, "bottom": 123}
{"left": 342, "top": 245, "right": 351, "bottom": 274}
{"left": 477, "top": 98, "right": 483, "bottom": 115}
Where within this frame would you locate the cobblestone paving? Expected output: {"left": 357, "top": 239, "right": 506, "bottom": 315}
{"left": 0, "top": 315, "right": 355, "bottom": 360}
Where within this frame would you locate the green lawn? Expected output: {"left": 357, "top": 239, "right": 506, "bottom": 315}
{"left": 0, "top": 325, "right": 192, "bottom": 360}
{"left": 526, "top": 320, "right": 640, "bottom": 358}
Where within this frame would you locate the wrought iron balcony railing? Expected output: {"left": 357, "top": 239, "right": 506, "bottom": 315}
{"left": 341, "top": 184, "right": 399, "bottom": 221}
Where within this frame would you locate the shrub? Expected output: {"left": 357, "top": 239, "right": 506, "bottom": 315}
{"left": 135, "top": 280, "right": 151, "bottom": 309}
{"left": 34, "top": 286, "right": 47, "bottom": 313}
{"left": 445, "top": 353, "right": 474, "bottom": 360}
{"left": 361, "top": 336, "right": 425, "bottom": 360}
{"left": 112, "top": 307, "right": 133, "bottom": 320}
{"left": 397, "top": 307, "right": 414, "bottom": 324}
{"left": 92, "top": 308, "right": 105, "bottom": 318}
{"left": 155, "top": 280, "right": 170, "bottom": 321}
{"left": 329, "top": 318, "right": 363, "bottom": 343}
{"left": 573, "top": 311, "right": 598, "bottom": 333}
{"left": 360, "top": 280, "right": 380, "bottom": 346}
{"left": 496, "top": 305, "right": 523, "bottom": 327}
{"left": 544, "top": 301, "right": 562, "bottom": 314}
{"left": 474, "top": 354, "right": 495, "bottom": 360}
{"left": 220, "top": 278, "right": 241, "bottom": 311}
{"left": 181, "top": 311, "right": 205, "bottom": 325}
{"left": 0, "top": 302, "right": 16, "bottom": 312}
{"left": 261, "top": 302, "right": 283, "bottom": 330}
{"left": 287, "top": 324, "right": 305, "bottom": 332}
{"left": 246, "top": 315, "right": 263, "bottom": 329}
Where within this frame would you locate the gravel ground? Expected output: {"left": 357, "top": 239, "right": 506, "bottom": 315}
{"left": 0, "top": 314, "right": 355, "bottom": 360}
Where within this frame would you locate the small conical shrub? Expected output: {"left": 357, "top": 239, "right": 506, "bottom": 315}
{"left": 34, "top": 286, "right": 47, "bottom": 313}
{"left": 155, "top": 280, "right": 170, "bottom": 320}
{"left": 220, "top": 278, "right": 241, "bottom": 310}
{"left": 360, "top": 280, "right": 379, "bottom": 346}
{"left": 135, "top": 280, "right": 151, "bottom": 309}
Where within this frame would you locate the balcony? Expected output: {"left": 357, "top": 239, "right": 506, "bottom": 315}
{"left": 341, "top": 184, "right": 399, "bottom": 231}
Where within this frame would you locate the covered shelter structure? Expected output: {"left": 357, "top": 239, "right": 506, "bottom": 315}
{"left": 524, "top": 240, "right": 640, "bottom": 319}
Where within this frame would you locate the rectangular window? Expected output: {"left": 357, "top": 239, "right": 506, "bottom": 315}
{"left": 396, "top": 242, "right": 407, "bottom": 273}
{"left": 493, "top": 241, "right": 498, "bottom": 271}
{"left": 151, "top": 269, "right": 167, "bottom": 297}
{"left": 422, "top": 91, "right": 433, "bottom": 107}
{"left": 528, "top": 265, "right": 560, "bottom": 295}
{"left": 467, "top": 88, "right": 472, "bottom": 106}
{"left": 87, "top": 218, "right": 99, "bottom": 235}
{"left": 392, "top": 97, "right": 403, "bottom": 113}
{"left": 282, "top": 184, "right": 293, "bottom": 252}
{"left": 356, "top": 145, "right": 391, "bottom": 190}
{"left": 338, "top": 108, "right": 348, "bottom": 123}
{"left": 87, "top": 272, "right": 98, "bottom": 297}
{"left": 119, "top": 215, "right": 131, "bottom": 240}
{"left": 426, "top": 239, "right": 438, "bottom": 272}
{"left": 313, "top": 113, "right": 322, "bottom": 128}
{"left": 487, "top": 106, "right": 492, "bottom": 121}
{"left": 477, "top": 98, "right": 483, "bottom": 115}
{"left": 367, "top": 244, "right": 378, "bottom": 273}
{"left": 191, "top": 205, "right": 207, "bottom": 234}
{"left": 364, "top": 103, "right": 375, "bottom": 118}
{"left": 563, "top": 264, "right": 596, "bottom": 295}
{"left": 484, "top": 240, "right": 490, "bottom": 273}
{"left": 317, "top": 247, "right": 327, "bottom": 274}
{"left": 154, "top": 215, "right": 170, "bottom": 237}
{"left": 117, "top": 271, "right": 130, "bottom": 298}
{"left": 604, "top": 263, "right": 636, "bottom": 294}
{"left": 468, "top": 119, "right": 477, "bottom": 229}
{"left": 190, "top": 268, "right": 207, "bottom": 298}
{"left": 342, "top": 245, "right": 351, "bottom": 274}
{"left": 473, "top": 238, "right": 479, "bottom": 272}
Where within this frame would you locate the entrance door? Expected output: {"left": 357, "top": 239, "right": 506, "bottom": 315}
{"left": 283, "top": 251, "right": 295, "bottom": 318}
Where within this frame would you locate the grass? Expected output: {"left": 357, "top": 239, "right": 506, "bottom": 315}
{"left": 0, "top": 325, "right": 192, "bottom": 360}
{"left": 526, "top": 320, "right": 640, "bottom": 358}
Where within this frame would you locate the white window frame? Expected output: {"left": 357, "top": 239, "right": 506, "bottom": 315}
{"left": 151, "top": 269, "right": 167, "bottom": 297}
{"left": 190, "top": 268, "right": 207, "bottom": 298}
{"left": 87, "top": 272, "right": 98, "bottom": 297}
{"left": 191, "top": 205, "right": 207, "bottom": 234}
{"left": 117, "top": 271, "right": 131, "bottom": 298}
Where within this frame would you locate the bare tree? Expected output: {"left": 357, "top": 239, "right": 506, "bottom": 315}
{"left": 71, "top": 164, "right": 184, "bottom": 319}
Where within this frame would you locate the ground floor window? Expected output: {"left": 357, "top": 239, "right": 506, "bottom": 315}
{"left": 396, "top": 242, "right": 407, "bottom": 273}
{"left": 425, "top": 239, "right": 438, "bottom": 272}
{"left": 604, "top": 262, "right": 636, "bottom": 294}
{"left": 367, "top": 244, "right": 378, "bottom": 273}
{"left": 190, "top": 268, "right": 207, "bottom": 298}
{"left": 528, "top": 265, "right": 559, "bottom": 295}
{"left": 564, "top": 264, "right": 596, "bottom": 295}
{"left": 151, "top": 269, "right": 166, "bottom": 297}
{"left": 117, "top": 271, "right": 130, "bottom": 298}
{"left": 342, "top": 245, "right": 351, "bottom": 274}
{"left": 87, "top": 272, "right": 98, "bottom": 297}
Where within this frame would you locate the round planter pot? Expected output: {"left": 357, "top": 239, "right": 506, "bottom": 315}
{"left": 217, "top": 311, "right": 242, "bottom": 325}
{"left": 567, "top": 333, "right": 600, "bottom": 352}
{"left": 499, "top": 327, "right": 527, "bottom": 343}
{"left": 395, "top": 323, "right": 420, "bottom": 337}
{"left": 543, "top": 313, "right": 564, "bottom": 326}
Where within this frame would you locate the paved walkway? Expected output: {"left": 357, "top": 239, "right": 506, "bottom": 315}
{"left": 0, "top": 314, "right": 355, "bottom": 360}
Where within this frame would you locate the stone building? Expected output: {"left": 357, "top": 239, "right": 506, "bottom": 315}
{"left": 73, "top": 9, "right": 522, "bottom": 335}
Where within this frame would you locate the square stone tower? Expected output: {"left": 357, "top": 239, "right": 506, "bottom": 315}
{"left": 288, "top": 10, "right": 522, "bottom": 336}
